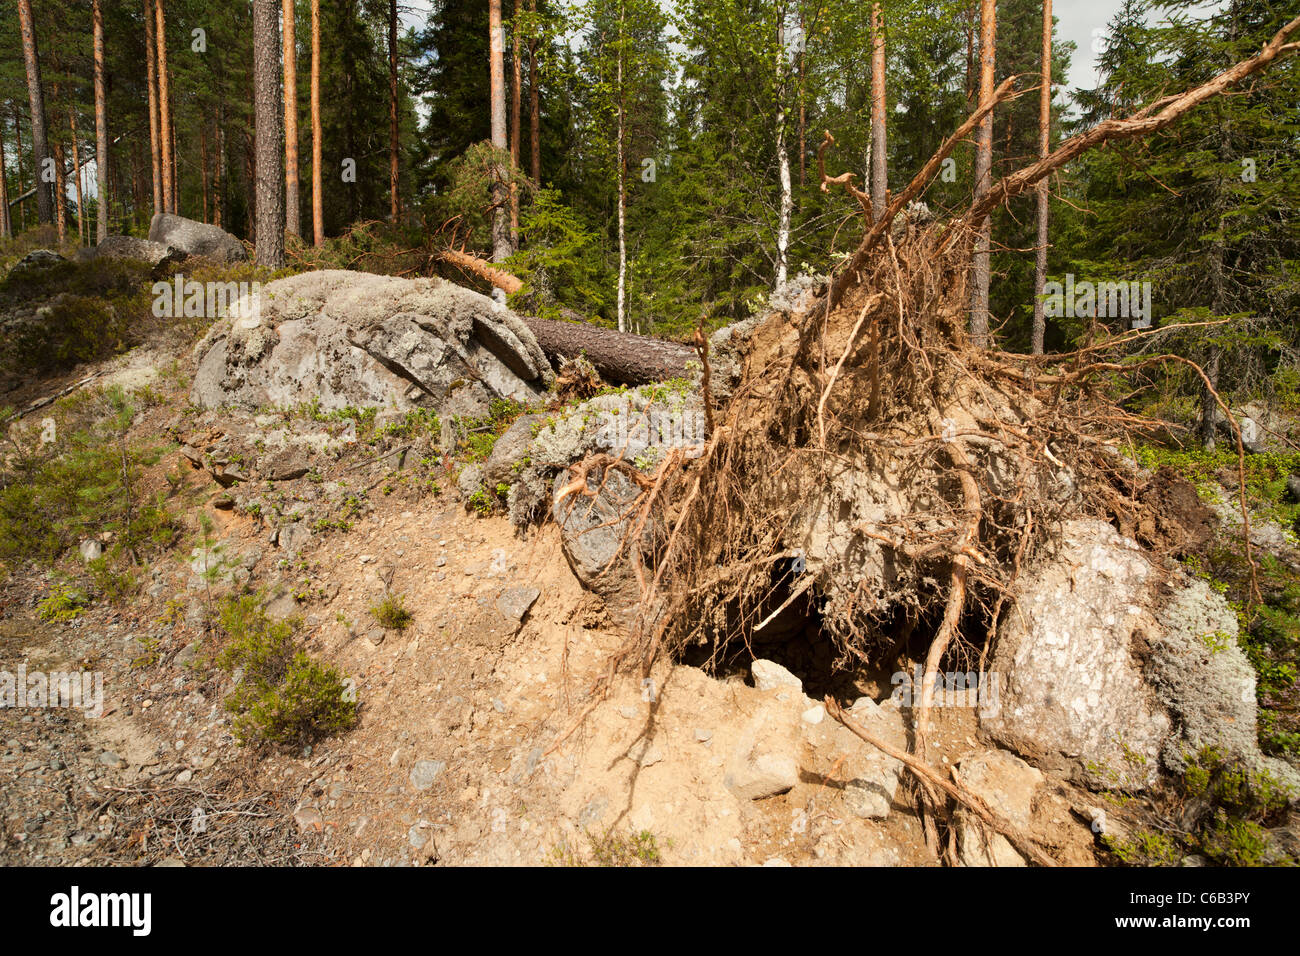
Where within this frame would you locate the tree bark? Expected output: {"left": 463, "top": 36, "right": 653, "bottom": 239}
{"left": 253, "top": 0, "right": 286, "bottom": 267}
{"left": 489, "top": 0, "right": 511, "bottom": 262}
{"left": 775, "top": 9, "right": 792, "bottom": 289}
{"left": 615, "top": 0, "right": 628, "bottom": 330}
{"left": 510, "top": 0, "right": 522, "bottom": 243}
{"left": 53, "top": 140, "right": 67, "bottom": 244}
{"left": 154, "top": 0, "right": 173, "bottom": 215}
{"left": 525, "top": 314, "right": 695, "bottom": 385}
{"left": 93, "top": 0, "right": 110, "bottom": 242}
{"left": 16, "top": 0, "right": 53, "bottom": 225}
{"left": 388, "top": 0, "right": 400, "bottom": 222}
{"left": 14, "top": 104, "right": 27, "bottom": 231}
{"left": 310, "top": 0, "right": 323, "bottom": 246}
{"left": 1031, "top": 0, "right": 1052, "bottom": 355}
{"left": 967, "top": 0, "right": 996, "bottom": 348}
{"left": 870, "top": 2, "right": 887, "bottom": 214}
{"left": 0, "top": 114, "right": 11, "bottom": 239}
{"left": 144, "top": 0, "right": 162, "bottom": 217}
{"left": 200, "top": 121, "right": 210, "bottom": 223}
{"left": 69, "top": 108, "right": 85, "bottom": 244}
{"left": 285, "top": 0, "right": 301, "bottom": 237}
{"left": 529, "top": 0, "right": 540, "bottom": 183}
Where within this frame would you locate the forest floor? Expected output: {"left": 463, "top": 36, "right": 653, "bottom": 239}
{"left": 0, "top": 323, "right": 1114, "bottom": 867}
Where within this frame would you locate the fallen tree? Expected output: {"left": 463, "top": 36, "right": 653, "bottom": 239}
{"left": 438, "top": 246, "right": 696, "bottom": 385}
{"left": 546, "top": 14, "right": 1300, "bottom": 864}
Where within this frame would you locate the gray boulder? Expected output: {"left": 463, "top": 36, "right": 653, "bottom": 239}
{"left": 551, "top": 467, "right": 647, "bottom": 622}
{"left": 8, "top": 249, "right": 66, "bottom": 274}
{"left": 148, "top": 213, "right": 247, "bottom": 263}
{"left": 79, "top": 235, "right": 183, "bottom": 269}
{"left": 983, "top": 519, "right": 1294, "bottom": 792}
{"left": 190, "top": 271, "right": 552, "bottom": 417}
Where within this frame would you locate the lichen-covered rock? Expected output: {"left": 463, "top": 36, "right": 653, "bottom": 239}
{"left": 190, "top": 270, "right": 552, "bottom": 417}
{"left": 984, "top": 518, "right": 1295, "bottom": 792}
{"left": 507, "top": 383, "right": 705, "bottom": 526}
{"left": 80, "top": 235, "right": 182, "bottom": 269}
{"left": 148, "top": 213, "right": 247, "bottom": 263}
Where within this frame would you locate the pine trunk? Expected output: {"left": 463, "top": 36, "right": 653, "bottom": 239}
{"left": 285, "top": 0, "right": 301, "bottom": 237}
{"left": 155, "top": 0, "right": 173, "bottom": 215}
{"left": 93, "top": 0, "right": 109, "bottom": 241}
{"left": 528, "top": 0, "right": 540, "bottom": 184}
{"left": 311, "top": 0, "right": 324, "bottom": 246}
{"left": 69, "top": 109, "right": 85, "bottom": 244}
{"left": 388, "top": 0, "right": 399, "bottom": 221}
{"left": 510, "top": 0, "right": 522, "bottom": 243}
{"left": 144, "top": 0, "right": 162, "bottom": 217}
{"left": 253, "top": 0, "right": 285, "bottom": 268}
{"left": 0, "top": 116, "right": 10, "bottom": 239}
{"left": 16, "top": 0, "right": 53, "bottom": 225}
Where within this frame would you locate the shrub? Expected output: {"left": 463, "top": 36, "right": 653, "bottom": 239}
{"left": 369, "top": 592, "right": 413, "bottom": 630}
{"left": 215, "top": 593, "right": 357, "bottom": 746}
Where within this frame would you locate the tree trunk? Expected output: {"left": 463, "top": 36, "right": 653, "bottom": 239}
{"left": 967, "top": 0, "right": 996, "bottom": 348}
{"left": 797, "top": 8, "right": 806, "bottom": 188}
{"left": 388, "top": 0, "right": 400, "bottom": 222}
{"left": 0, "top": 115, "right": 11, "bottom": 239}
{"left": 14, "top": 104, "right": 28, "bottom": 231}
{"left": 489, "top": 0, "right": 511, "bottom": 262}
{"left": 171, "top": 107, "right": 179, "bottom": 214}
{"left": 144, "top": 0, "right": 162, "bottom": 217}
{"left": 525, "top": 314, "right": 695, "bottom": 385}
{"left": 775, "top": 10, "right": 791, "bottom": 288}
{"left": 529, "top": 0, "right": 540, "bottom": 184}
{"left": 253, "top": 0, "right": 285, "bottom": 268}
{"left": 16, "top": 0, "right": 53, "bottom": 225}
{"left": 285, "top": 0, "right": 301, "bottom": 237}
{"left": 200, "top": 121, "right": 210, "bottom": 223}
{"left": 311, "top": 0, "right": 323, "bottom": 246}
{"left": 870, "top": 2, "right": 887, "bottom": 214}
{"left": 510, "top": 0, "right": 522, "bottom": 243}
{"left": 93, "top": 0, "right": 109, "bottom": 242}
{"left": 155, "top": 0, "right": 173, "bottom": 215}
{"left": 69, "top": 109, "right": 85, "bottom": 244}
{"left": 1031, "top": 0, "right": 1052, "bottom": 356}
{"left": 215, "top": 113, "right": 225, "bottom": 228}
{"left": 615, "top": 0, "right": 629, "bottom": 330}
{"left": 53, "top": 140, "right": 67, "bottom": 244}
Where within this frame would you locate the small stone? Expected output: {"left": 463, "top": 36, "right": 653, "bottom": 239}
{"left": 801, "top": 704, "right": 825, "bottom": 725}
{"left": 98, "top": 751, "right": 124, "bottom": 769}
{"left": 79, "top": 539, "right": 104, "bottom": 563}
{"left": 627, "top": 739, "right": 664, "bottom": 768}
{"left": 293, "top": 805, "right": 324, "bottom": 832}
{"left": 409, "top": 759, "right": 446, "bottom": 791}
{"left": 751, "top": 659, "right": 803, "bottom": 693}
{"left": 496, "top": 586, "right": 540, "bottom": 624}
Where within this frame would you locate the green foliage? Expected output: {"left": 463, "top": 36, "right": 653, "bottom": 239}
{"left": 0, "top": 387, "right": 176, "bottom": 567}
{"left": 215, "top": 593, "right": 357, "bottom": 747}
{"left": 369, "top": 592, "right": 414, "bottom": 630}
{"left": 37, "top": 584, "right": 90, "bottom": 623}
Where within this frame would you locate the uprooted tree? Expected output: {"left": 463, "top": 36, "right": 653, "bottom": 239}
{"left": 547, "top": 15, "right": 1300, "bottom": 864}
